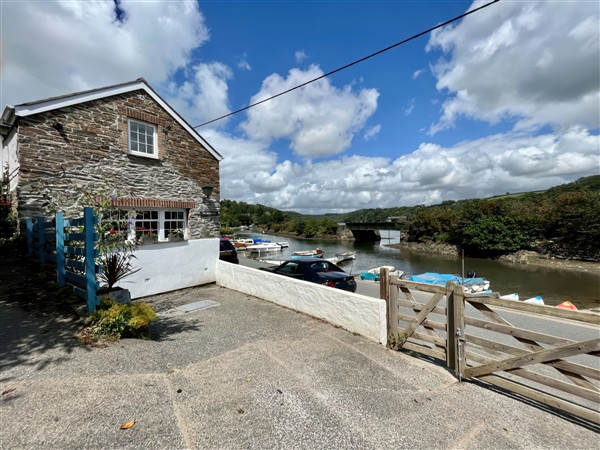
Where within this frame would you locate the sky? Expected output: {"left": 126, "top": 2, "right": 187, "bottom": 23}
{"left": 1, "top": 0, "right": 599, "bottom": 214}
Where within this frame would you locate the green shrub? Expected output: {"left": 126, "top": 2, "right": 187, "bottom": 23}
{"left": 88, "top": 297, "right": 157, "bottom": 339}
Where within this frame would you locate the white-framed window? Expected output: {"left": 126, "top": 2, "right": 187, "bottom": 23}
{"left": 128, "top": 119, "right": 157, "bottom": 158}
{"left": 131, "top": 209, "right": 187, "bottom": 242}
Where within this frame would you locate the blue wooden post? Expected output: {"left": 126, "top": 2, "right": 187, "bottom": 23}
{"left": 84, "top": 207, "right": 97, "bottom": 313}
{"left": 56, "top": 213, "right": 65, "bottom": 287}
{"left": 38, "top": 216, "right": 46, "bottom": 265}
{"left": 26, "top": 218, "right": 33, "bottom": 256}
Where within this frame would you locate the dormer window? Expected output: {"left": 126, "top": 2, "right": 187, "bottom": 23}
{"left": 128, "top": 119, "right": 157, "bottom": 158}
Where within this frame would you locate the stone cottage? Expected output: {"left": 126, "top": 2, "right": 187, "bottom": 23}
{"left": 0, "top": 78, "right": 224, "bottom": 298}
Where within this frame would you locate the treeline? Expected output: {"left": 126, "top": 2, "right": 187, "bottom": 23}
{"left": 220, "top": 200, "right": 339, "bottom": 238}
{"left": 405, "top": 176, "right": 600, "bottom": 259}
{"left": 221, "top": 176, "right": 600, "bottom": 259}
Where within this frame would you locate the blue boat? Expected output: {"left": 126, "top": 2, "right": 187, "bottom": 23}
{"left": 408, "top": 272, "right": 490, "bottom": 293}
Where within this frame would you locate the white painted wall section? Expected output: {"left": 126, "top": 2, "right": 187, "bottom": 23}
{"left": 1, "top": 129, "right": 19, "bottom": 191}
{"left": 119, "top": 238, "right": 218, "bottom": 299}
{"left": 216, "top": 260, "right": 387, "bottom": 344}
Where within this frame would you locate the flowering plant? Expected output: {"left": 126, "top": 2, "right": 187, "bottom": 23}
{"left": 96, "top": 198, "right": 139, "bottom": 290}
{"left": 169, "top": 229, "right": 184, "bottom": 239}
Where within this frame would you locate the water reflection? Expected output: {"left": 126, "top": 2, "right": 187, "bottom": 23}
{"left": 237, "top": 231, "right": 599, "bottom": 309}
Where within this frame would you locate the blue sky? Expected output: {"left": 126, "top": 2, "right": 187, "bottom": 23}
{"left": 2, "top": 0, "right": 599, "bottom": 213}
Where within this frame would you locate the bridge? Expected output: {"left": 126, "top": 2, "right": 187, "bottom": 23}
{"left": 344, "top": 220, "right": 403, "bottom": 241}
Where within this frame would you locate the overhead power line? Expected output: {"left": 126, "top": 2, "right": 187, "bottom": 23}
{"left": 193, "top": 0, "right": 500, "bottom": 129}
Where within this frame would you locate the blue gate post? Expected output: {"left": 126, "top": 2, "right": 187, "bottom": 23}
{"left": 26, "top": 218, "right": 34, "bottom": 256}
{"left": 37, "top": 216, "right": 46, "bottom": 264}
{"left": 84, "top": 207, "right": 97, "bottom": 313}
{"left": 55, "top": 213, "right": 65, "bottom": 287}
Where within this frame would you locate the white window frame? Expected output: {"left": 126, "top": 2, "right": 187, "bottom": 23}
{"left": 128, "top": 209, "right": 188, "bottom": 242}
{"left": 128, "top": 119, "right": 158, "bottom": 159}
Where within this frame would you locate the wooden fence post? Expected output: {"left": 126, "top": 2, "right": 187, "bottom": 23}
{"left": 26, "top": 218, "right": 33, "bottom": 256}
{"left": 55, "top": 213, "right": 65, "bottom": 286}
{"left": 388, "top": 272, "right": 400, "bottom": 341}
{"left": 84, "top": 207, "right": 97, "bottom": 313}
{"left": 446, "top": 281, "right": 458, "bottom": 372}
{"left": 379, "top": 268, "right": 391, "bottom": 345}
{"left": 37, "top": 216, "right": 45, "bottom": 265}
{"left": 454, "top": 285, "right": 465, "bottom": 381}
{"left": 446, "top": 282, "right": 466, "bottom": 380}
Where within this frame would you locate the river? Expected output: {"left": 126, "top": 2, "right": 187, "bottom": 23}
{"left": 235, "top": 231, "right": 600, "bottom": 310}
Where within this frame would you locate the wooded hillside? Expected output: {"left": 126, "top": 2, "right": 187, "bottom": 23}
{"left": 221, "top": 176, "right": 600, "bottom": 260}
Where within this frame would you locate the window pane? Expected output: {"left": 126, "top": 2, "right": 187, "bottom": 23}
{"left": 147, "top": 134, "right": 153, "bottom": 145}
{"left": 139, "top": 143, "right": 146, "bottom": 153}
{"left": 131, "top": 122, "right": 138, "bottom": 132}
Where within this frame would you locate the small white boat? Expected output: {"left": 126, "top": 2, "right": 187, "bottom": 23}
{"left": 291, "top": 249, "right": 324, "bottom": 259}
{"left": 500, "top": 293, "right": 519, "bottom": 301}
{"left": 246, "top": 242, "right": 285, "bottom": 253}
{"left": 360, "top": 266, "right": 403, "bottom": 282}
{"left": 523, "top": 295, "right": 544, "bottom": 305}
{"left": 335, "top": 251, "right": 356, "bottom": 262}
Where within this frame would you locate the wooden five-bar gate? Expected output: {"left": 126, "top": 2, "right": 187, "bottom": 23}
{"left": 380, "top": 269, "right": 600, "bottom": 425}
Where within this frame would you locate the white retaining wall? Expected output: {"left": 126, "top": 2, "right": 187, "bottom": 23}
{"left": 216, "top": 260, "right": 387, "bottom": 344}
{"left": 119, "top": 238, "right": 218, "bottom": 299}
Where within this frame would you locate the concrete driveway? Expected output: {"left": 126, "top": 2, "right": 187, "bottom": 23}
{"left": 1, "top": 281, "right": 598, "bottom": 449}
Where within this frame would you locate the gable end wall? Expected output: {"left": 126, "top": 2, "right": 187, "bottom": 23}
{"left": 16, "top": 90, "right": 220, "bottom": 239}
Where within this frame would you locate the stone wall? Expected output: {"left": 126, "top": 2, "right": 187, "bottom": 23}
{"left": 15, "top": 90, "right": 220, "bottom": 238}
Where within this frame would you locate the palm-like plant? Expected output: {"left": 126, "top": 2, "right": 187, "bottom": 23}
{"left": 99, "top": 251, "right": 140, "bottom": 290}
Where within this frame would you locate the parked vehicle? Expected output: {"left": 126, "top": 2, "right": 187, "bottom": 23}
{"left": 260, "top": 258, "right": 357, "bottom": 292}
{"left": 219, "top": 238, "right": 239, "bottom": 264}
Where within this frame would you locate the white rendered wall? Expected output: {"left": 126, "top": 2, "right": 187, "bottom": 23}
{"left": 216, "top": 260, "right": 387, "bottom": 344}
{"left": 119, "top": 238, "right": 218, "bottom": 299}
{"left": 1, "top": 129, "right": 19, "bottom": 191}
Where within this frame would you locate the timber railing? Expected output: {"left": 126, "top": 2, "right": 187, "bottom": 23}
{"left": 381, "top": 269, "right": 600, "bottom": 425}
{"left": 26, "top": 207, "right": 100, "bottom": 313}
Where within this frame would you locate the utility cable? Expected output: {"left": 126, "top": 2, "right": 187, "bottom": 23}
{"left": 193, "top": 0, "right": 500, "bottom": 128}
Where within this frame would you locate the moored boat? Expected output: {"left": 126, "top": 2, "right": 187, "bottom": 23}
{"left": 360, "top": 266, "right": 403, "bottom": 282}
{"left": 523, "top": 295, "right": 544, "bottom": 305}
{"left": 291, "top": 249, "right": 324, "bottom": 259}
{"left": 335, "top": 251, "right": 356, "bottom": 262}
{"left": 246, "top": 242, "right": 286, "bottom": 253}
{"left": 408, "top": 272, "right": 490, "bottom": 293}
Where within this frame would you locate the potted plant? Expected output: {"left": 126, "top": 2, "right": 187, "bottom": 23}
{"left": 168, "top": 228, "right": 184, "bottom": 242}
{"left": 137, "top": 231, "right": 158, "bottom": 245}
{"left": 97, "top": 221, "right": 139, "bottom": 304}
{"left": 97, "top": 249, "right": 140, "bottom": 304}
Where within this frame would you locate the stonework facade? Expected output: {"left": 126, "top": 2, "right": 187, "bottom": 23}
{"left": 13, "top": 89, "right": 221, "bottom": 239}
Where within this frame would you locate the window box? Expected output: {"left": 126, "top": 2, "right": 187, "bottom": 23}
{"left": 134, "top": 210, "right": 187, "bottom": 243}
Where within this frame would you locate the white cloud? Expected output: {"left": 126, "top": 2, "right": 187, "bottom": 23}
{"left": 427, "top": 0, "right": 600, "bottom": 134}
{"left": 412, "top": 69, "right": 425, "bottom": 80}
{"left": 404, "top": 99, "right": 415, "bottom": 116}
{"left": 214, "top": 127, "right": 599, "bottom": 214}
{"left": 237, "top": 56, "right": 252, "bottom": 71}
{"left": 166, "top": 62, "right": 233, "bottom": 127}
{"left": 1, "top": 0, "right": 209, "bottom": 108}
{"left": 363, "top": 125, "right": 381, "bottom": 141}
{"left": 295, "top": 50, "right": 308, "bottom": 63}
{"left": 241, "top": 65, "right": 379, "bottom": 157}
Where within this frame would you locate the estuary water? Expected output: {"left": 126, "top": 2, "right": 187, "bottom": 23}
{"left": 236, "top": 231, "right": 600, "bottom": 310}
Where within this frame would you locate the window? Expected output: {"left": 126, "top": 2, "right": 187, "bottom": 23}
{"left": 128, "top": 119, "right": 157, "bottom": 158}
{"left": 132, "top": 209, "right": 187, "bottom": 242}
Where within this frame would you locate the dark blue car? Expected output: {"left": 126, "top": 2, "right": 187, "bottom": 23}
{"left": 260, "top": 258, "right": 357, "bottom": 292}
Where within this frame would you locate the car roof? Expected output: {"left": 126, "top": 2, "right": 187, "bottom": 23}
{"left": 286, "top": 257, "right": 328, "bottom": 262}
